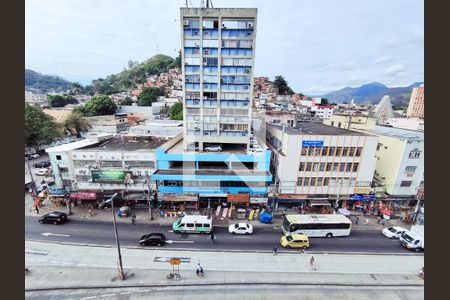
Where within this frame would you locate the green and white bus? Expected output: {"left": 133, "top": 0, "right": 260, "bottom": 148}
{"left": 282, "top": 214, "right": 352, "bottom": 238}
{"left": 172, "top": 215, "right": 213, "bottom": 234}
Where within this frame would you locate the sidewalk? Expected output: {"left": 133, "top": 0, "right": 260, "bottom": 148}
{"left": 25, "top": 193, "right": 412, "bottom": 231}
{"left": 25, "top": 241, "right": 424, "bottom": 291}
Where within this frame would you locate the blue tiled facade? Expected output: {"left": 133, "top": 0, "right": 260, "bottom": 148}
{"left": 151, "top": 148, "right": 272, "bottom": 198}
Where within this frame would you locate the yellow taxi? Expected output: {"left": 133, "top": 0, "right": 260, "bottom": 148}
{"left": 280, "top": 233, "right": 310, "bottom": 249}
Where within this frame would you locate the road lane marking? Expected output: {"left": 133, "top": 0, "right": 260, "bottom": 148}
{"left": 166, "top": 240, "right": 194, "bottom": 244}
{"left": 41, "top": 232, "right": 70, "bottom": 237}
{"left": 232, "top": 236, "right": 252, "bottom": 239}
{"left": 120, "top": 292, "right": 132, "bottom": 295}
{"left": 138, "top": 290, "right": 150, "bottom": 293}
{"left": 25, "top": 249, "right": 49, "bottom": 255}
{"left": 168, "top": 230, "right": 174, "bottom": 233}
{"left": 80, "top": 297, "right": 97, "bottom": 300}
{"left": 99, "top": 294, "right": 116, "bottom": 298}
{"left": 78, "top": 263, "right": 88, "bottom": 266}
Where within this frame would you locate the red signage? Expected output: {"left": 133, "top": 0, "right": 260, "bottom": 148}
{"left": 70, "top": 192, "right": 97, "bottom": 199}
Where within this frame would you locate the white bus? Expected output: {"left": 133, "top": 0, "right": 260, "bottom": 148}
{"left": 282, "top": 214, "right": 352, "bottom": 238}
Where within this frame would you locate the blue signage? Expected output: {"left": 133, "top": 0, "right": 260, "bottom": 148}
{"left": 302, "top": 140, "right": 324, "bottom": 147}
{"left": 350, "top": 194, "right": 375, "bottom": 201}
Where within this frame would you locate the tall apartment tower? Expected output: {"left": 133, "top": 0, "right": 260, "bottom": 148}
{"left": 180, "top": 7, "right": 257, "bottom": 151}
{"left": 406, "top": 85, "right": 424, "bottom": 119}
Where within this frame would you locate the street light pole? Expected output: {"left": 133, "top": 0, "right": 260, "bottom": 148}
{"left": 146, "top": 179, "right": 153, "bottom": 221}
{"left": 110, "top": 192, "right": 125, "bottom": 280}
{"left": 56, "top": 164, "right": 72, "bottom": 215}
{"left": 25, "top": 155, "right": 38, "bottom": 197}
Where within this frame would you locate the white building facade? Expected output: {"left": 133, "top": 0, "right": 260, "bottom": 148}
{"left": 266, "top": 123, "right": 378, "bottom": 200}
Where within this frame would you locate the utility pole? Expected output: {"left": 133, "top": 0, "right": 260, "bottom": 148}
{"left": 56, "top": 164, "right": 72, "bottom": 215}
{"left": 146, "top": 179, "right": 153, "bottom": 221}
{"left": 110, "top": 192, "right": 125, "bottom": 280}
{"left": 25, "top": 154, "right": 38, "bottom": 197}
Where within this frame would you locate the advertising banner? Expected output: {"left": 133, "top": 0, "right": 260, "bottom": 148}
{"left": 227, "top": 193, "right": 250, "bottom": 203}
{"left": 350, "top": 194, "right": 375, "bottom": 201}
{"left": 302, "top": 140, "right": 324, "bottom": 147}
{"left": 91, "top": 170, "right": 132, "bottom": 183}
{"left": 70, "top": 192, "right": 97, "bottom": 199}
{"left": 250, "top": 197, "right": 268, "bottom": 204}
{"left": 158, "top": 193, "right": 198, "bottom": 202}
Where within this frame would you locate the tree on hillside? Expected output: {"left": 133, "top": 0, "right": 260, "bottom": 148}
{"left": 119, "top": 97, "right": 133, "bottom": 106}
{"left": 170, "top": 102, "right": 183, "bottom": 120}
{"left": 47, "top": 95, "right": 67, "bottom": 107}
{"left": 321, "top": 98, "right": 329, "bottom": 105}
{"left": 63, "top": 112, "right": 90, "bottom": 137}
{"left": 168, "top": 50, "right": 182, "bottom": 69}
{"left": 25, "top": 104, "right": 62, "bottom": 147}
{"left": 274, "top": 75, "right": 294, "bottom": 95}
{"left": 74, "top": 94, "right": 117, "bottom": 116}
{"left": 71, "top": 82, "right": 82, "bottom": 94}
{"left": 137, "top": 87, "right": 165, "bottom": 106}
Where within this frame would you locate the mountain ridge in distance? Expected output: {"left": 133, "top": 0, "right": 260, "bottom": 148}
{"left": 321, "top": 81, "right": 423, "bottom": 105}
{"left": 25, "top": 69, "right": 72, "bottom": 93}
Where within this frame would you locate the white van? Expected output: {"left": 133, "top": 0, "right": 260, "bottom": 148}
{"left": 400, "top": 225, "right": 424, "bottom": 252}
{"left": 172, "top": 215, "right": 213, "bottom": 234}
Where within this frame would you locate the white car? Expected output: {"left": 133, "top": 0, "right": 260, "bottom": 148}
{"left": 34, "top": 169, "right": 48, "bottom": 176}
{"left": 382, "top": 226, "right": 407, "bottom": 239}
{"left": 204, "top": 145, "right": 222, "bottom": 152}
{"left": 228, "top": 223, "right": 253, "bottom": 235}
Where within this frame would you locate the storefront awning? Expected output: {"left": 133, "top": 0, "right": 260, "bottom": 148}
{"left": 309, "top": 200, "right": 331, "bottom": 206}
{"left": 227, "top": 194, "right": 250, "bottom": 203}
{"left": 198, "top": 193, "right": 227, "bottom": 198}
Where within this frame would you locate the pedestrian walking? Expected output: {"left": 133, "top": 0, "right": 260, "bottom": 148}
{"left": 273, "top": 245, "right": 278, "bottom": 256}
{"left": 210, "top": 233, "right": 215, "bottom": 244}
{"left": 35, "top": 205, "right": 39, "bottom": 214}
{"left": 310, "top": 256, "right": 315, "bottom": 268}
{"left": 355, "top": 216, "right": 359, "bottom": 225}
{"left": 377, "top": 216, "right": 381, "bottom": 224}
{"left": 419, "top": 267, "right": 424, "bottom": 279}
{"left": 131, "top": 214, "right": 136, "bottom": 225}
{"left": 196, "top": 263, "right": 204, "bottom": 276}
{"left": 364, "top": 218, "right": 369, "bottom": 225}
{"left": 88, "top": 208, "right": 92, "bottom": 217}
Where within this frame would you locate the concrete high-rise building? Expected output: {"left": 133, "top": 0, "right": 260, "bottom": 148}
{"left": 406, "top": 85, "right": 424, "bottom": 119}
{"left": 180, "top": 7, "right": 257, "bottom": 151}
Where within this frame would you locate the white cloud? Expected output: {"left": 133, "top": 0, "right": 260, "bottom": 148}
{"left": 385, "top": 64, "right": 405, "bottom": 76}
{"left": 373, "top": 55, "right": 392, "bottom": 65}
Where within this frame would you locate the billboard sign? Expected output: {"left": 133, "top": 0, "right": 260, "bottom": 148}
{"left": 91, "top": 170, "right": 132, "bottom": 183}
{"left": 350, "top": 194, "right": 375, "bottom": 201}
{"left": 70, "top": 192, "right": 97, "bottom": 199}
{"left": 302, "top": 140, "right": 324, "bottom": 147}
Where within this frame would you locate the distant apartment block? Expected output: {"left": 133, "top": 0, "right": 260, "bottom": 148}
{"left": 181, "top": 7, "right": 257, "bottom": 151}
{"left": 25, "top": 91, "right": 46, "bottom": 104}
{"left": 406, "top": 86, "right": 424, "bottom": 119}
{"left": 82, "top": 114, "right": 129, "bottom": 134}
{"left": 359, "top": 126, "right": 424, "bottom": 198}
{"left": 324, "top": 114, "right": 377, "bottom": 131}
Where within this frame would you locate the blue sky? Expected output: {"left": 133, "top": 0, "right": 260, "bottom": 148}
{"left": 25, "top": 0, "right": 424, "bottom": 95}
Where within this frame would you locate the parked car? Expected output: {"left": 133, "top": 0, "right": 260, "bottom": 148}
{"left": 204, "top": 144, "right": 222, "bottom": 152}
{"left": 34, "top": 169, "right": 49, "bottom": 176}
{"left": 382, "top": 226, "right": 408, "bottom": 239}
{"left": 33, "top": 160, "right": 51, "bottom": 168}
{"left": 39, "top": 212, "right": 68, "bottom": 225}
{"left": 28, "top": 153, "right": 40, "bottom": 159}
{"left": 280, "top": 233, "right": 310, "bottom": 249}
{"left": 228, "top": 223, "right": 253, "bottom": 235}
{"left": 139, "top": 233, "right": 166, "bottom": 246}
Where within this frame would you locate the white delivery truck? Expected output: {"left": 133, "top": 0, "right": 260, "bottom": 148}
{"left": 400, "top": 225, "right": 424, "bottom": 252}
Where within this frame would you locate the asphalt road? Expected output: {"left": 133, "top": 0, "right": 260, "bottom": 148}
{"left": 25, "top": 216, "right": 413, "bottom": 254}
{"left": 25, "top": 285, "right": 424, "bottom": 300}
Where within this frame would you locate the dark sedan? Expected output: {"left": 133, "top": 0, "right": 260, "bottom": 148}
{"left": 139, "top": 233, "right": 166, "bottom": 247}
{"left": 33, "top": 160, "right": 51, "bottom": 168}
{"left": 38, "top": 212, "right": 68, "bottom": 225}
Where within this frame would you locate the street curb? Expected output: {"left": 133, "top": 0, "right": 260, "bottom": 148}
{"left": 25, "top": 281, "right": 425, "bottom": 292}
{"left": 26, "top": 240, "right": 423, "bottom": 256}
